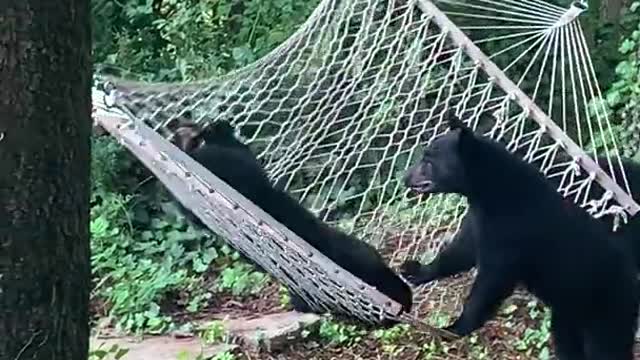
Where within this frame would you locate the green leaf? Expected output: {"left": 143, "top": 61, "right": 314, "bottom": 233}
{"left": 90, "top": 350, "right": 108, "bottom": 359}
{"left": 231, "top": 46, "right": 255, "bottom": 66}
{"left": 141, "top": 230, "right": 154, "bottom": 241}
{"left": 502, "top": 304, "right": 518, "bottom": 315}
{"left": 193, "top": 258, "right": 209, "bottom": 273}
{"left": 166, "top": 230, "right": 186, "bottom": 242}
{"left": 203, "top": 247, "right": 219, "bottom": 263}
{"left": 539, "top": 346, "right": 550, "bottom": 360}
{"left": 606, "top": 90, "right": 622, "bottom": 106}
{"left": 176, "top": 351, "right": 190, "bottom": 360}
{"left": 150, "top": 218, "right": 170, "bottom": 230}
{"left": 619, "top": 39, "right": 636, "bottom": 54}
{"left": 115, "top": 348, "right": 130, "bottom": 360}
{"left": 91, "top": 216, "right": 110, "bottom": 237}
{"left": 615, "top": 61, "right": 637, "bottom": 78}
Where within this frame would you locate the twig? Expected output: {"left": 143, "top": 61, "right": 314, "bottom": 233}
{"left": 13, "top": 330, "right": 41, "bottom": 360}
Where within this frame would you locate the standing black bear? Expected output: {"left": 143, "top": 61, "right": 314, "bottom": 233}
{"left": 401, "top": 155, "right": 640, "bottom": 286}
{"left": 403, "top": 114, "right": 638, "bottom": 359}
{"left": 169, "top": 120, "right": 413, "bottom": 320}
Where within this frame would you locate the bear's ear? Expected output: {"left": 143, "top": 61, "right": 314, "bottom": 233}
{"left": 197, "top": 121, "right": 238, "bottom": 144}
{"left": 444, "top": 109, "right": 472, "bottom": 136}
{"left": 173, "top": 124, "right": 204, "bottom": 152}
{"left": 446, "top": 113, "right": 464, "bottom": 131}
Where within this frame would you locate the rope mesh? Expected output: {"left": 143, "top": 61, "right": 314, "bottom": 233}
{"left": 93, "top": 111, "right": 410, "bottom": 326}
{"left": 94, "top": 0, "right": 639, "bottom": 324}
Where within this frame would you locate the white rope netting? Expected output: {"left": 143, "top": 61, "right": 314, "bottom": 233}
{"left": 93, "top": 0, "right": 639, "bottom": 323}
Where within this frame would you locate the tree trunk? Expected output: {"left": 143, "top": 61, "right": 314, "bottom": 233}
{"left": 0, "top": 1, "right": 92, "bottom": 359}
{"left": 600, "top": 0, "right": 631, "bottom": 23}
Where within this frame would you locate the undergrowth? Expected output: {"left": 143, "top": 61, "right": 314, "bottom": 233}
{"left": 90, "top": 136, "right": 269, "bottom": 334}
{"left": 305, "top": 300, "right": 551, "bottom": 360}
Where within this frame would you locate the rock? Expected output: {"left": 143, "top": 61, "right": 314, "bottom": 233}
{"left": 223, "top": 311, "right": 321, "bottom": 352}
{"left": 90, "top": 311, "right": 321, "bottom": 358}
{"left": 91, "top": 335, "right": 237, "bottom": 360}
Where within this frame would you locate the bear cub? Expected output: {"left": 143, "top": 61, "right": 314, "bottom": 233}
{"left": 169, "top": 120, "right": 413, "bottom": 322}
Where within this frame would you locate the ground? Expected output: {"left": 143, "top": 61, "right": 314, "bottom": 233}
{"left": 90, "top": 231, "right": 640, "bottom": 360}
{"left": 89, "top": 272, "right": 576, "bottom": 360}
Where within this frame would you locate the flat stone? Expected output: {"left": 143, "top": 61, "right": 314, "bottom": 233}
{"left": 90, "top": 311, "right": 321, "bottom": 358}
{"left": 222, "top": 311, "right": 321, "bottom": 352}
{"left": 91, "top": 335, "right": 237, "bottom": 360}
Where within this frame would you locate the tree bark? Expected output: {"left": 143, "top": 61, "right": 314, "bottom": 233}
{"left": 600, "top": 0, "right": 630, "bottom": 23}
{"left": 0, "top": 1, "right": 92, "bottom": 360}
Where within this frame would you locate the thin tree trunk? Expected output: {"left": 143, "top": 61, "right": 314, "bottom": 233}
{"left": 601, "top": 0, "right": 630, "bottom": 23}
{"left": 0, "top": 1, "right": 92, "bottom": 359}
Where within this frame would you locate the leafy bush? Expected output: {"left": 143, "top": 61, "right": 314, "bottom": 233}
{"left": 90, "top": 136, "right": 269, "bottom": 333}
{"left": 92, "top": 0, "right": 319, "bottom": 81}
{"left": 317, "top": 318, "right": 367, "bottom": 346}
{"left": 216, "top": 262, "right": 269, "bottom": 296}
{"left": 515, "top": 301, "right": 552, "bottom": 360}
{"left": 601, "top": 1, "right": 640, "bottom": 159}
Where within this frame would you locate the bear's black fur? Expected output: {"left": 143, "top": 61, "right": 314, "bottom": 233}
{"left": 402, "top": 114, "right": 638, "bottom": 359}
{"left": 401, "top": 154, "right": 640, "bottom": 287}
{"left": 168, "top": 121, "right": 273, "bottom": 229}
{"left": 169, "top": 120, "right": 413, "bottom": 319}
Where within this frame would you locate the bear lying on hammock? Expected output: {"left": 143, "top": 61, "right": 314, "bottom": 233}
{"left": 168, "top": 119, "right": 413, "bottom": 323}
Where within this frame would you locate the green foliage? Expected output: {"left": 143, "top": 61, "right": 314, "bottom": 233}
{"left": 467, "top": 334, "right": 490, "bottom": 359}
{"left": 515, "top": 301, "right": 552, "bottom": 360}
{"left": 90, "top": 189, "right": 213, "bottom": 333}
{"left": 426, "top": 311, "right": 451, "bottom": 328}
{"left": 90, "top": 136, "right": 270, "bottom": 334}
{"left": 91, "top": 137, "right": 138, "bottom": 196}
{"left": 577, "top": 0, "right": 637, "bottom": 89}
{"left": 600, "top": 1, "right": 640, "bottom": 158}
{"left": 372, "top": 324, "right": 410, "bottom": 344}
{"left": 212, "top": 352, "right": 237, "bottom": 360}
{"left": 421, "top": 340, "right": 451, "bottom": 360}
{"left": 317, "top": 318, "right": 367, "bottom": 346}
{"left": 92, "top": 0, "right": 319, "bottom": 81}
{"left": 200, "top": 320, "right": 228, "bottom": 344}
{"left": 373, "top": 324, "right": 411, "bottom": 355}
{"left": 175, "top": 350, "right": 236, "bottom": 360}
{"left": 216, "top": 261, "right": 268, "bottom": 296}
{"left": 89, "top": 343, "right": 129, "bottom": 360}
{"left": 278, "top": 284, "right": 292, "bottom": 307}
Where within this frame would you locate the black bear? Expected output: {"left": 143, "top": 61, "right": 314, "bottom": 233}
{"left": 401, "top": 154, "right": 640, "bottom": 287}
{"left": 169, "top": 120, "right": 413, "bottom": 320}
{"left": 402, "top": 114, "right": 638, "bottom": 359}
